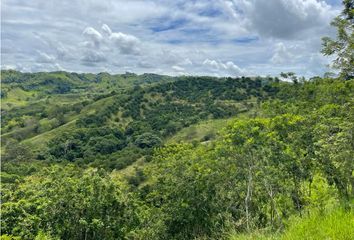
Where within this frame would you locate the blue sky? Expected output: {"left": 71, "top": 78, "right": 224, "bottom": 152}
{"left": 1, "top": 0, "right": 343, "bottom": 77}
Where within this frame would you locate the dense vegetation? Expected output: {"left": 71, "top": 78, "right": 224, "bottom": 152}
{"left": 1, "top": 70, "right": 353, "bottom": 239}
{"left": 1, "top": 70, "right": 277, "bottom": 170}
{"left": 1, "top": 2, "right": 354, "bottom": 239}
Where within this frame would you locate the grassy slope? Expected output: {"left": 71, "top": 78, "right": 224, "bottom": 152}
{"left": 2, "top": 71, "right": 270, "bottom": 177}
{"left": 22, "top": 120, "right": 77, "bottom": 152}
{"left": 166, "top": 118, "right": 231, "bottom": 144}
{"left": 22, "top": 95, "right": 119, "bottom": 151}
{"left": 166, "top": 106, "right": 262, "bottom": 145}
{"left": 229, "top": 207, "right": 354, "bottom": 240}
{"left": 1, "top": 87, "right": 35, "bottom": 110}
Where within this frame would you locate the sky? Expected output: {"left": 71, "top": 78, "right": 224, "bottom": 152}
{"left": 1, "top": 0, "right": 343, "bottom": 77}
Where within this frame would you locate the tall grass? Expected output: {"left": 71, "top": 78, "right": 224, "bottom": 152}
{"left": 229, "top": 206, "right": 353, "bottom": 240}
{"left": 281, "top": 208, "right": 353, "bottom": 240}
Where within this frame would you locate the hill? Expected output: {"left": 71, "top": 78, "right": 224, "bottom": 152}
{"left": 1, "top": 71, "right": 277, "bottom": 168}
{"left": 1, "top": 71, "right": 353, "bottom": 240}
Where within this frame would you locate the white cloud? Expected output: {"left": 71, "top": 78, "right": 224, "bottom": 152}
{"left": 53, "top": 63, "right": 66, "bottom": 71}
{"left": 36, "top": 51, "right": 56, "bottom": 63}
{"left": 83, "top": 27, "right": 103, "bottom": 46}
{"left": 172, "top": 65, "right": 185, "bottom": 72}
{"left": 1, "top": 0, "right": 341, "bottom": 76}
{"left": 203, "top": 59, "right": 220, "bottom": 69}
{"left": 222, "top": 61, "right": 245, "bottom": 75}
{"left": 180, "top": 58, "right": 193, "bottom": 66}
{"left": 271, "top": 42, "right": 294, "bottom": 64}
{"left": 81, "top": 24, "right": 142, "bottom": 55}
{"left": 81, "top": 50, "right": 106, "bottom": 64}
{"left": 33, "top": 32, "right": 76, "bottom": 61}
{"left": 203, "top": 58, "right": 245, "bottom": 75}
{"left": 1, "top": 64, "right": 17, "bottom": 70}
{"left": 239, "top": 0, "right": 335, "bottom": 39}
{"left": 102, "top": 24, "right": 112, "bottom": 36}
{"left": 110, "top": 32, "right": 141, "bottom": 55}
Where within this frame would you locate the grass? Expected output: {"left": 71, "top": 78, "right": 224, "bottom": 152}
{"left": 166, "top": 118, "right": 232, "bottom": 144}
{"left": 23, "top": 120, "right": 77, "bottom": 152}
{"left": 230, "top": 233, "right": 278, "bottom": 240}
{"left": 281, "top": 208, "right": 354, "bottom": 240}
{"left": 1, "top": 88, "right": 35, "bottom": 110}
{"left": 166, "top": 105, "right": 261, "bottom": 145}
{"left": 21, "top": 95, "right": 119, "bottom": 151}
{"left": 229, "top": 207, "right": 354, "bottom": 240}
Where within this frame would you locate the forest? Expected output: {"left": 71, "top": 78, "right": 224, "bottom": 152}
{"left": 1, "top": 1, "right": 354, "bottom": 240}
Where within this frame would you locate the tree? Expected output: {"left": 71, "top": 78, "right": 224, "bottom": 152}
{"left": 280, "top": 72, "right": 298, "bottom": 84}
{"left": 321, "top": 0, "right": 354, "bottom": 79}
{"left": 1, "top": 165, "right": 161, "bottom": 240}
{"left": 134, "top": 133, "right": 162, "bottom": 148}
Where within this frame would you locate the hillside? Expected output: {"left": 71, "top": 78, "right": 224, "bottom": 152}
{"left": 2, "top": 0, "right": 354, "bottom": 239}
{"left": 1, "top": 71, "right": 277, "bottom": 167}
{"left": 1, "top": 69, "right": 353, "bottom": 239}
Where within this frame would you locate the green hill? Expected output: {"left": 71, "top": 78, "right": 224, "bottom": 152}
{"left": 1, "top": 70, "right": 353, "bottom": 240}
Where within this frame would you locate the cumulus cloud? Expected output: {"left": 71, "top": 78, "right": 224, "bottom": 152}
{"left": 110, "top": 32, "right": 141, "bottom": 55}
{"left": 222, "top": 61, "right": 245, "bottom": 75}
{"left": 239, "top": 0, "right": 335, "bottom": 39}
{"left": 101, "top": 24, "right": 112, "bottom": 36}
{"left": 33, "top": 32, "right": 75, "bottom": 61}
{"left": 271, "top": 43, "right": 294, "bottom": 64}
{"left": 203, "top": 59, "right": 220, "bottom": 69}
{"left": 203, "top": 58, "right": 245, "bottom": 75}
{"left": 81, "top": 50, "right": 106, "bottom": 64}
{"left": 81, "top": 24, "right": 141, "bottom": 55}
{"left": 83, "top": 27, "right": 103, "bottom": 47}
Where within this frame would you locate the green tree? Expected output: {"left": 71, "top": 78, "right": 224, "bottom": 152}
{"left": 1, "top": 165, "right": 161, "bottom": 240}
{"left": 134, "top": 132, "right": 162, "bottom": 148}
{"left": 322, "top": 0, "right": 354, "bottom": 79}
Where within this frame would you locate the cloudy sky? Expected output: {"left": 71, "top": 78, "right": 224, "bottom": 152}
{"left": 1, "top": 0, "right": 343, "bottom": 77}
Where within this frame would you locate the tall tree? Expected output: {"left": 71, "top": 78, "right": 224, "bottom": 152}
{"left": 322, "top": 0, "right": 354, "bottom": 79}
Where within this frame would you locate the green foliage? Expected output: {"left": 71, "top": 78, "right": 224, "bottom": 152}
{"left": 321, "top": 0, "right": 354, "bottom": 78}
{"left": 301, "top": 174, "right": 338, "bottom": 213}
{"left": 134, "top": 132, "right": 162, "bottom": 148}
{"left": 1, "top": 69, "right": 354, "bottom": 239}
{"left": 229, "top": 206, "right": 354, "bottom": 240}
{"left": 2, "top": 72, "right": 275, "bottom": 167}
{"left": 34, "top": 231, "right": 59, "bottom": 240}
{"left": 1, "top": 139, "right": 34, "bottom": 162}
{"left": 0, "top": 235, "right": 22, "bottom": 240}
{"left": 1, "top": 165, "right": 161, "bottom": 240}
{"left": 282, "top": 207, "right": 354, "bottom": 240}
{"left": 47, "top": 127, "right": 126, "bottom": 161}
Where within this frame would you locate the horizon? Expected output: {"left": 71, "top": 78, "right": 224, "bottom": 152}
{"left": 1, "top": 69, "right": 313, "bottom": 80}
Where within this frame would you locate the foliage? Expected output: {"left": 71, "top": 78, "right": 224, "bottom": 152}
{"left": 322, "top": 0, "right": 354, "bottom": 78}
{"left": 229, "top": 206, "right": 354, "bottom": 240}
{"left": 1, "top": 165, "right": 163, "bottom": 240}
{"left": 1, "top": 66, "right": 354, "bottom": 239}
{"left": 281, "top": 207, "right": 354, "bottom": 240}
{"left": 134, "top": 132, "right": 162, "bottom": 148}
